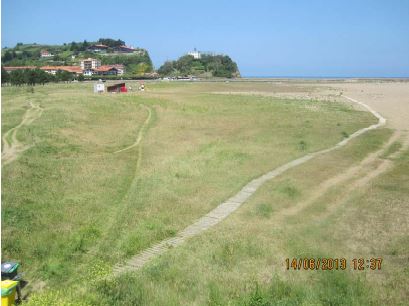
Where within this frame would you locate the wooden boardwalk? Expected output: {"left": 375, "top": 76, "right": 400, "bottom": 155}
{"left": 112, "top": 95, "right": 386, "bottom": 277}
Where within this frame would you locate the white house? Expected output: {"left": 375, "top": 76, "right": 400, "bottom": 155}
{"left": 83, "top": 69, "right": 94, "bottom": 76}
{"left": 111, "top": 64, "right": 125, "bottom": 75}
{"left": 40, "top": 50, "right": 53, "bottom": 58}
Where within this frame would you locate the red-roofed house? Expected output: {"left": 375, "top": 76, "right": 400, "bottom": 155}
{"left": 94, "top": 65, "right": 119, "bottom": 75}
{"left": 111, "top": 64, "right": 125, "bottom": 75}
{"left": 113, "top": 45, "right": 135, "bottom": 53}
{"left": 40, "top": 66, "right": 83, "bottom": 75}
{"left": 61, "top": 66, "right": 83, "bottom": 74}
{"left": 87, "top": 44, "right": 109, "bottom": 52}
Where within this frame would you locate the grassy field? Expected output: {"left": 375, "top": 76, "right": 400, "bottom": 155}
{"left": 2, "top": 81, "right": 406, "bottom": 305}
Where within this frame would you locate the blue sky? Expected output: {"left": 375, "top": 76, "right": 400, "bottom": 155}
{"left": 2, "top": 0, "right": 409, "bottom": 77}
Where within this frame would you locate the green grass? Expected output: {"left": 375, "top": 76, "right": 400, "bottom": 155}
{"left": 381, "top": 141, "right": 402, "bottom": 159}
{"left": 3, "top": 81, "right": 401, "bottom": 305}
{"left": 67, "top": 128, "right": 407, "bottom": 306}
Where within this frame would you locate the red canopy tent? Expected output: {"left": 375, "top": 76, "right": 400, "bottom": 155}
{"left": 107, "top": 83, "right": 127, "bottom": 93}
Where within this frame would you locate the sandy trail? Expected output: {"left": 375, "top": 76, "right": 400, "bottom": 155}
{"left": 112, "top": 94, "right": 387, "bottom": 276}
{"left": 2, "top": 102, "right": 44, "bottom": 166}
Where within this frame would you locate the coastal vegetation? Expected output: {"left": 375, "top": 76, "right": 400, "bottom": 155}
{"left": 158, "top": 54, "right": 240, "bottom": 78}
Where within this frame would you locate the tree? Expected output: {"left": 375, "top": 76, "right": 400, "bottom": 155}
{"left": 98, "top": 38, "right": 125, "bottom": 48}
{"left": 35, "top": 69, "right": 52, "bottom": 85}
{"left": 175, "top": 55, "right": 195, "bottom": 74}
{"left": 134, "top": 63, "right": 150, "bottom": 75}
{"left": 158, "top": 61, "right": 175, "bottom": 76}
{"left": 56, "top": 70, "right": 73, "bottom": 82}
{"left": 10, "top": 70, "right": 25, "bottom": 86}
{"left": 23, "top": 69, "right": 37, "bottom": 86}
{"left": 53, "top": 54, "right": 63, "bottom": 61}
{"left": 1, "top": 67, "right": 10, "bottom": 85}
{"left": 7, "top": 68, "right": 57, "bottom": 86}
{"left": 2, "top": 51, "right": 14, "bottom": 62}
{"left": 70, "top": 41, "right": 78, "bottom": 51}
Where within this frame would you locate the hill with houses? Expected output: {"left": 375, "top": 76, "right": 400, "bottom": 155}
{"left": 1, "top": 38, "right": 154, "bottom": 78}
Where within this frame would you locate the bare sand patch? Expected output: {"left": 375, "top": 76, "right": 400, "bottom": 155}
{"left": 326, "top": 81, "right": 409, "bottom": 131}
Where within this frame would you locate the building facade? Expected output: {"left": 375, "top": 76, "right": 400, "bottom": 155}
{"left": 80, "top": 58, "right": 101, "bottom": 70}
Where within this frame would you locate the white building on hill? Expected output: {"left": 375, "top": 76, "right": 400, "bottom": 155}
{"left": 188, "top": 48, "right": 201, "bottom": 59}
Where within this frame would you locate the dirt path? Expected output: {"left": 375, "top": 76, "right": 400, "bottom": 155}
{"left": 112, "top": 95, "right": 386, "bottom": 276}
{"left": 2, "top": 102, "right": 44, "bottom": 166}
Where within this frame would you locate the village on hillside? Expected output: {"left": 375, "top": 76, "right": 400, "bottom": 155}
{"left": 2, "top": 42, "right": 142, "bottom": 76}
{"left": 4, "top": 58, "right": 125, "bottom": 76}
{"left": 1, "top": 39, "right": 157, "bottom": 80}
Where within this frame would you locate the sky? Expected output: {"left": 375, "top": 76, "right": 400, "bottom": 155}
{"left": 2, "top": 0, "right": 409, "bottom": 77}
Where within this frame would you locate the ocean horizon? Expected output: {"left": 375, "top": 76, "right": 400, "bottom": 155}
{"left": 243, "top": 76, "right": 409, "bottom": 79}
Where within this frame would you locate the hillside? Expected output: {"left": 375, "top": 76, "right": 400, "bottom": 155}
{"left": 158, "top": 54, "right": 240, "bottom": 78}
{"left": 1, "top": 38, "right": 153, "bottom": 77}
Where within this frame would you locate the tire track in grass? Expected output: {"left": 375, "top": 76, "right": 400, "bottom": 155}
{"left": 2, "top": 101, "right": 44, "bottom": 166}
{"left": 274, "top": 130, "right": 402, "bottom": 219}
{"left": 310, "top": 133, "right": 408, "bottom": 221}
{"left": 110, "top": 104, "right": 153, "bottom": 223}
{"left": 113, "top": 104, "right": 152, "bottom": 155}
{"left": 112, "top": 95, "right": 386, "bottom": 276}
{"left": 110, "top": 104, "right": 153, "bottom": 208}
{"left": 88, "top": 104, "right": 153, "bottom": 257}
